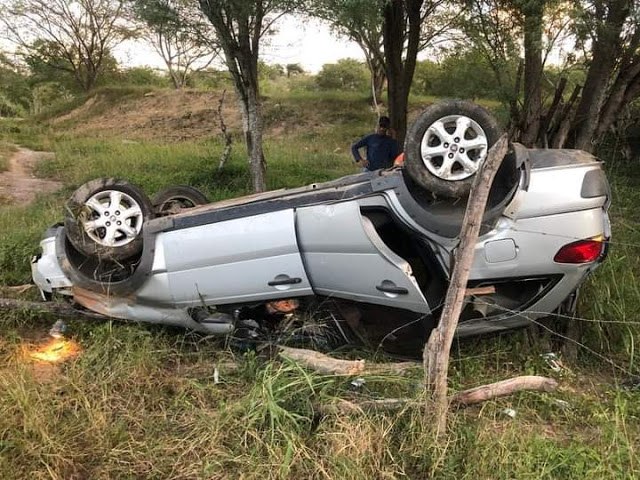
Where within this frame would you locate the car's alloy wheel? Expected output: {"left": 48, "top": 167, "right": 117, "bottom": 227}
{"left": 420, "top": 114, "right": 488, "bottom": 182}
{"left": 65, "top": 178, "right": 154, "bottom": 261}
{"left": 404, "top": 100, "right": 503, "bottom": 198}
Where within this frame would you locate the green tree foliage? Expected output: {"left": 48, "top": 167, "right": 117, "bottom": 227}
{"left": 316, "top": 58, "right": 368, "bottom": 91}
{"left": 412, "top": 50, "right": 517, "bottom": 101}
{"left": 0, "top": 52, "right": 31, "bottom": 116}
{"left": 132, "top": 0, "right": 219, "bottom": 88}
{"left": 259, "top": 61, "right": 285, "bottom": 81}
{"left": 24, "top": 40, "right": 120, "bottom": 92}
{"left": 31, "top": 82, "right": 75, "bottom": 115}
{"left": 116, "top": 67, "right": 171, "bottom": 87}
{"left": 308, "top": 0, "right": 385, "bottom": 102}
{"left": 190, "top": 68, "right": 233, "bottom": 89}
{"left": 1, "top": 0, "right": 134, "bottom": 92}
{"left": 286, "top": 63, "right": 305, "bottom": 77}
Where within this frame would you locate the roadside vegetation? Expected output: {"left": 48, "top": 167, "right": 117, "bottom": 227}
{"left": 1, "top": 0, "right": 639, "bottom": 474}
{"left": 0, "top": 81, "right": 639, "bottom": 477}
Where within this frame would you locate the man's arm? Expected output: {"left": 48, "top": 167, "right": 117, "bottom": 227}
{"left": 351, "top": 135, "right": 370, "bottom": 162}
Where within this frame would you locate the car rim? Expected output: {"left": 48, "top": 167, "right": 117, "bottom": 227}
{"left": 420, "top": 114, "right": 489, "bottom": 181}
{"left": 158, "top": 197, "right": 197, "bottom": 214}
{"left": 81, "top": 190, "right": 143, "bottom": 247}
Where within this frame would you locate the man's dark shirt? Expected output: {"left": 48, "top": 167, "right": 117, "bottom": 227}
{"left": 351, "top": 133, "right": 399, "bottom": 171}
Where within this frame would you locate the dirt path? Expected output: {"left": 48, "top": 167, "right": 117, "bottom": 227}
{"left": 0, "top": 147, "right": 62, "bottom": 205}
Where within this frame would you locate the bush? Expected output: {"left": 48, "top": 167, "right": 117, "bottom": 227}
{"left": 259, "top": 61, "right": 285, "bottom": 81}
{"left": 413, "top": 50, "right": 518, "bottom": 101}
{"left": 117, "top": 67, "right": 169, "bottom": 87}
{"left": 190, "top": 68, "right": 233, "bottom": 90}
{"left": 31, "top": 82, "right": 75, "bottom": 115}
{"left": 315, "top": 59, "right": 368, "bottom": 92}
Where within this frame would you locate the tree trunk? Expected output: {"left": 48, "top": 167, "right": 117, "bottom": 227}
{"left": 244, "top": 84, "right": 267, "bottom": 192}
{"left": 570, "top": 0, "right": 629, "bottom": 151}
{"left": 383, "top": 0, "right": 423, "bottom": 147}
{"left": 383, "top": 0, "right": 406, "bottom": 144}
{"left": 424, "top": 135, "right": 509, "bottom": 437}
{"left": 550, "top": 84, "right": 582, "bottom": 148}
{"left": 520, "top": 1, "right": 544, "bottom": 147}
{"left": 595, "top": 65, "right": 640, "bottom": 139}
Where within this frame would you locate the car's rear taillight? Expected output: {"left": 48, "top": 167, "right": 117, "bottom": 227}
{"left": 554, "top": 236, "right": 605, "bottom": 264}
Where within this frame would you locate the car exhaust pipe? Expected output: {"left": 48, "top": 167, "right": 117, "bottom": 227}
{"left": 191, "top": 309, "right": 235, "bottom": 336}
{"left": 471, "top": 299, "right": 489, "bottom": 318}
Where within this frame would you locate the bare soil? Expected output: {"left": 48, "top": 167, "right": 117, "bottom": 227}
{"left": 0, "top": 147, "right": 62, "bottom": 205}
{"left": 51, "top": 89, "right": 336, "bottom": 142}
{"left": 54, "top": 90, "right": 243, "bottom": 142}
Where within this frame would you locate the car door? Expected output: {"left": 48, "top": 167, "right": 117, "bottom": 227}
{"left": 159, "top": 209, "right": 313, "bottom": 306}
{"left": 296, "top": 200, "right": 431, "bottom": 314}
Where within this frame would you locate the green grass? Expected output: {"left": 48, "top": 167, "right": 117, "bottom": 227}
{"left": 0, "top": 321, "right": 637, "bottom": 479}
{"left": 0, "top": 90, "right": 638, "bottom": 478}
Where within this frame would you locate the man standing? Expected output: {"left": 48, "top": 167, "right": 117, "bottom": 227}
{"left": 351, "top": 116, "right": 400, "bottom": 171}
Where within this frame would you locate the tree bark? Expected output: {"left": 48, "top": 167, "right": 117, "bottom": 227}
{"left": 317, "top": 375, "right": 558, "bottom": 414}
{"left": 550, "top": 84, "right": 582, "bottom": 148}
{"left": 570, "top": 0, "right": 629, "bottom": 151}
{"left": 424, "top": 135, "right": 509, "bottom": 437}
{"left": 372, "top": 58, "right": 386, "bottom": 107}
{"left": 278, "top": 346, "right": 420, "bottom": 376}
{"left": 383, "top": 0, "right": 424, "bottom": 147}
{"left": 539, "top": 77, "right": 567, "bottom": 147}
{"left": 520, "top": 1, "right": 544, "bottom": 147}
{"left": 244, "top": 83, "right": 267, "bottom": 192}
{"left": 451, "top": 375, "right": 558, "bottom": 406}
{"left": 595, "top": 65, "right": 640, "bottom": 139}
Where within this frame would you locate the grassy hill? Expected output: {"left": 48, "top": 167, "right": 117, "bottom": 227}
{"left": 0, "top": 88, "right": 638, "bottom": 479}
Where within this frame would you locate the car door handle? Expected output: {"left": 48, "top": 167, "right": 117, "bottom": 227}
{"left": 376, "top": 284, "right": 409, "bottom": 295}
{"left": 268, "top": 277, "right": 302, "bottom": 286}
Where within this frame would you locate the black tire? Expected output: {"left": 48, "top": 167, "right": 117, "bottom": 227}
{"left": 64, "top": 178, "right": 154, "bottom": 261}
{"left": 404, "top": 100, "right": 503, "bottom": 198}
{"left": 152, "top": 185, "right": 209, "bottom": 216}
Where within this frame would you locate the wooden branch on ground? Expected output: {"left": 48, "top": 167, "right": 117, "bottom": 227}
{"left": 0, "top": 297, "right": 106, "bottom": 320}
{"left": 278, "top": 346, "right": 420, "bottom": 376}
{"left": 451, "top": 375, "right": 558, "bottom": 406}
{"left": 3, "top": 284, "right": 33, "bottom": 294}
{"left": 316, "top": 375, "right": 558, "bottom": 415}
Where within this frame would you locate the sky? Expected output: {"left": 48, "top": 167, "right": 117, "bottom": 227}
{"left": 114, "top": 16, "right": 365, "bottom": 74}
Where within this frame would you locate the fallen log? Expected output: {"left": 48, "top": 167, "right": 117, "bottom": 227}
{"left": 0, "top": 297, "right": 106, "bottom": 320}
{"left": 451, "top": 375, "right": 558, "bottom": 407}
{"left": 317, "top": 375, "right": 559, "bottom": 415}
{"left": 279, "top": 346, "right": 365, "bottom": 375}
{"left": 278, "top": 346, "right": 420, "bottom": 376}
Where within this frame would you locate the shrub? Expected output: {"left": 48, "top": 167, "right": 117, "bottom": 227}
{"left": 315, "top": 59, "right": 368, "bottom": 92}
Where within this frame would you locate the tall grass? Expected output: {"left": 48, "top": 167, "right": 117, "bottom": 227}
{"left": 1, "top": 320, "right": 637, "bottom": 478}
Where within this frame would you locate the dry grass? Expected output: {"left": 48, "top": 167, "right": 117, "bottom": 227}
{"left": 0, "top": 320, "right": 637, "bottom": 479}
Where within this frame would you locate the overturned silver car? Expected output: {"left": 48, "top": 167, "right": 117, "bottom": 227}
{"left": 32, "top": 101, "right": 611, "bottom": 352}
